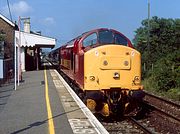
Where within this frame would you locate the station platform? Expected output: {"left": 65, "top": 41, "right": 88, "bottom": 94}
{"left": 0, "top": 66, "right": 108, "bottom": 134}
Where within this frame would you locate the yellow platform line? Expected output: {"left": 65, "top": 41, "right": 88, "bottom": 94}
{"left": 44, "top": 69, "right": 55, "bottom": 134}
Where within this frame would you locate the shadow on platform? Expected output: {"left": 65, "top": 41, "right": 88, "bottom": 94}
{"left": 11, "top": 108, "right": 81, "bottom": 134}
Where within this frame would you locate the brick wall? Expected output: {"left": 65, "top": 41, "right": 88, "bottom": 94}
{"left": 0, "top": 18, "right": 15, "bottom": 84}
{"left": 0, "top": 18, "right": 14, "bottom": 59}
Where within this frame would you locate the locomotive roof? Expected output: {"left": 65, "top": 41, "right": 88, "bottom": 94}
{"left": 61, "top": 28, "right": 132, "bottom": 48}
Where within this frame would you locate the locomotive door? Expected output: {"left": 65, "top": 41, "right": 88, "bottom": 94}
{"left": 73, "top": 53, "right": 75, "bottom": 73}
{"left": 73, "top": 54, "right": 80, "bottom": 74}
{"left": 70, "top": 50, "right": 73, "bottom": 70}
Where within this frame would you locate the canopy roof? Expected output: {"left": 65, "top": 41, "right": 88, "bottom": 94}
{"left": 15, "top": 31, "right": 56, "bottom": 48}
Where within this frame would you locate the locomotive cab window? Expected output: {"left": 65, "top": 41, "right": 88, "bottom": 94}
{"left": 83, "top": 33, "right": 97, "bottom": 47}
{"left": 114, "top": 33, "right": 128, "bottom": 46}
{"left": 99, "top": 30, "right": 113, "bottom": 44}
{"left": 98, "top": 30, "right": 128, "bottom": 46}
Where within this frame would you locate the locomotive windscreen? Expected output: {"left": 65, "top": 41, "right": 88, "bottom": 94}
{"left": 99, "top": 30, "right": 114, "bottom": 44}
{"left": 98, "top": 30, "right": 128, "bottom": 46}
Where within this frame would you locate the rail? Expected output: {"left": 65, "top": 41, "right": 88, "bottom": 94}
{"left": 144, "top": 91, "right": 180, "bottom": 108}
{"left": 128, "top": 117, "right": 153, "bottom": 134}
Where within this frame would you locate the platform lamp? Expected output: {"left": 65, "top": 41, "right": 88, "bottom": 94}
{"left": 147, "top": 0, "right": 150, "bottom": 53}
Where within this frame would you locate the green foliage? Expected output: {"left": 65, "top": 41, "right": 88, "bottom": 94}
{"left": 134, "top": 16, "right": 180, "bottom": 92}
{"left": 0, "top": 31, "right": 5, "bottom": 41}
{"left": 150, "top": 50, "right": 180, "bottom": 91}
{"left": 0, "top": 35, "right": 5, "bottom": 41}
{"left": 166, "top": 88, "right": 180, "bottom": 101}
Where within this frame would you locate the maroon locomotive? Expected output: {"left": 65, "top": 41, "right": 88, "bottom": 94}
{"left": 50, "top": 28, "right": 144, "bottom": 117}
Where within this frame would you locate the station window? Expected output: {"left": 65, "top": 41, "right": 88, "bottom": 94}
{"left": 83, "top": 33, "right": 97, "bottom": 47}
{"left": 114, "top": 33, "right": 128, "bottom": 46}
{"left": 0, "top": 41, "right": 4, "bottom": 59}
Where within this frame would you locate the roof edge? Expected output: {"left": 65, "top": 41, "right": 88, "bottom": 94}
{"left": 0, "top": 14, "right": 15, "bottom": 27}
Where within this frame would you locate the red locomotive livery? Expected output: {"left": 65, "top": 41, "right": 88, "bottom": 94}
{"left": 50, "top": 28, "right": 144, "bottom": 117}
{"left": 60, "top": 28, "right": 133, "bottom": 87}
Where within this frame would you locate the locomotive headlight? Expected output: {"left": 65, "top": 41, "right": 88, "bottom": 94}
{"left": 134, "top": 76, "right": 140, "bottom": 81}
{"left": 89, "top": 76, "right": 95, "bottom": 81}
{"left": 124, "top": 60, "right": 129, "bottom": 66}
{"left": 113, "top": 72, "right": 120, "bottom": 79}
{"left": 133, "top": 76, "right": 140, "bottom": 84}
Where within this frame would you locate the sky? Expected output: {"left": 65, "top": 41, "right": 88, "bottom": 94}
{"left": 0, "top": 0, "right": 180, "bottom": 49}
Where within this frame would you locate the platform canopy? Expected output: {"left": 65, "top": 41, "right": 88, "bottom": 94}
{"left": 15, "top": 31, "right": 56, "bottom": 48}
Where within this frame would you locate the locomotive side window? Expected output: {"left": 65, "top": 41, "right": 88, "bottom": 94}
{"left": 114, "top": 33, "right": 128, "bottom": 46}
{"left": 99, "top": 30, "right": 113, "bottom": 44}
{"left": 83, "top": 33, "right": 97, "bottom": 47}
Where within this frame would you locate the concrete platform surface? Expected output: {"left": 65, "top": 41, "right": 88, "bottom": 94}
{"left": 0, "top": 68, "right": 108, "bottom": 134}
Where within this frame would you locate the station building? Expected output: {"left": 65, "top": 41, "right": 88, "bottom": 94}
{"left": 0, "top": 14, "right": 56, "bottom": 85}
{"left": 15, "top": 18, "right": 55, "bottom": 71}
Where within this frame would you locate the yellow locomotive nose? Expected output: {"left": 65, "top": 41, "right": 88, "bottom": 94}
{"left": 84, "top": 45, "right": 143, "bottom": 91}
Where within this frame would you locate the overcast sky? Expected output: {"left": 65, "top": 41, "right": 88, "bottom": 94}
{"left": 1, "top": 0, "right": 180, "bottom": 48}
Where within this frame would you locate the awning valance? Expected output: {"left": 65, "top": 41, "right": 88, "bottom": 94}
{"left": 15, "top": 31, "right": 56, "bottom": 48}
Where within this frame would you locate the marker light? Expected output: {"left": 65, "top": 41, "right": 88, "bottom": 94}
{"left": 89, "top": 76, "right": 95, "bottom": 81}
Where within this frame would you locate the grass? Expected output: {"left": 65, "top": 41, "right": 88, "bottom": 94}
{"left": 142, "top": 79, "right": 180, "bottom": 102}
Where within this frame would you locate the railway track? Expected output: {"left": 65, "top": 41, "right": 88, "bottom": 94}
{"left": 128, "top": 117, "right": 153, "bottom": 134}
{"left": 100, "top": 91, "right": 180, "bottom": 134}
{"left": 144, "top": 101, "right": 180, "bottom": 122}
{"left": 144, "top": 91, "right": 180, "bottom": 108}
{"left": 141, "top": 91, "right": 180, "bottom": 133}
{"left": 99, "top": 115, "right": 158, "bottom": 134}
{"left": 101, "top": 118, "right": 146, "bottom": 134}
{"left": 144, "top": 91, "right": 180, "bottom": 121}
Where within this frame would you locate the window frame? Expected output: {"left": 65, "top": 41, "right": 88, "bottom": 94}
{"left": 114, "top": 32, "right": 128, "bottom": 46}
{"left": 82, "top": 32, "right": 98, "bottom": 47}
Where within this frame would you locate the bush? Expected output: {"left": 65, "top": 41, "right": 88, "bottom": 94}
{"left": 166, "top": 88, "right": 180, "bottom": 101}
{"left": 149, "top": 50, "right": 180, "bottom": 91}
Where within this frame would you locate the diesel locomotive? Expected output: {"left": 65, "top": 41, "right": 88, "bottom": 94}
{"left": 49, "top": 28, "right": 144, "bottom": 117}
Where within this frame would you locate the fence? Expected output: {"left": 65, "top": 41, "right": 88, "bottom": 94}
{"left": 0, "top": 58, "right": 14, "bottom": 86}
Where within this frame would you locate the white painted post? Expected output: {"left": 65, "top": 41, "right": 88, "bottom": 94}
{"left": 14, "top": 37, "right": 17, "bottom": 90}
{"left": 17, "top": 16, "right": 20, "bottom": 86}
{"left": 17, "top": 16, "right": 23, "bottom": 85}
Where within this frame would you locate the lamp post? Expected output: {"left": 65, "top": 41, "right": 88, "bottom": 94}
{"left": 17, "top": 16, "right": 22, "bottom": 86}
{"left": 147, "top": 0, "right": 150, "bottom": 51}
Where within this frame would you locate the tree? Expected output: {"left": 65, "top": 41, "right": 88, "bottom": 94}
{"left": 133, "top": 16, "right": 180, "bottom": 91}
{"left": 151, "top": 50, "right": 180, "bottom": 91}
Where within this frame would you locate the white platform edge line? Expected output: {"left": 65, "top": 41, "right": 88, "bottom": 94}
{"left": 54, "top": 70, "right": 109, "bottom": 134}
